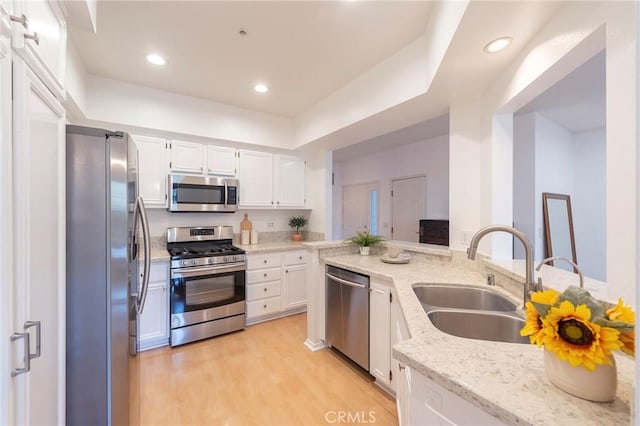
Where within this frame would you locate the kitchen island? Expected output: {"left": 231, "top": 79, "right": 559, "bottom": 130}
{"left": 304, "top": 241, "right": 633, "bottom": 425}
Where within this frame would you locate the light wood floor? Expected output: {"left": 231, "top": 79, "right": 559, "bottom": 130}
{"left": 140, "top": 313, "right": 398, "bottom": 426}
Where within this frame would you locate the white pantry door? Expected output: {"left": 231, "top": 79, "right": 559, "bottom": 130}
{"left": 391, "top": 177, "right": 426, "bottom": 242}
{"left": 9, "top": 58, "right": 66, "bottom": 426}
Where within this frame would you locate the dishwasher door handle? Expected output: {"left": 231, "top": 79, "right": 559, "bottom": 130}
{"left": 325, "top": 272, "right": 367, "bottom": 289}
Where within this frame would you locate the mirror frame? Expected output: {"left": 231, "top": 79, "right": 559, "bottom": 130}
{"left": 542, "top": 192, "right": 577, "bottom": 269}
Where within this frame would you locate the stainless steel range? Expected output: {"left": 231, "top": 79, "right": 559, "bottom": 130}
{"left": 167, "top": 226, "right": 246, "bottom": 347}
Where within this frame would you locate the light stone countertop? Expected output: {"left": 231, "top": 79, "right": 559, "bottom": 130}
{"left": 323, "top": 253, "right": 634, "bottom": 426}
{"left": 150, "top": 247, "right": 170, "bottom": 261}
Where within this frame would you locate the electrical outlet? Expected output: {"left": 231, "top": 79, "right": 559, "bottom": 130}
{"left": 460, "top": 230, "right": 474, "bottom": 246}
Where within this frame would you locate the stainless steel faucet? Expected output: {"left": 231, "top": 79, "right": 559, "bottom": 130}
{"left": 466, "top": 225, "right": 536, "bottom": 309}
{"left": 536, "top": 256, "right": 584, "bottom": 288}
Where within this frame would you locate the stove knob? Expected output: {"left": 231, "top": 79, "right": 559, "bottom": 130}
{"left": 180, "top": 260, "right": 188, "bottom": 266}
{"left": 223, "top": 256, "right": 229, "bottom": 262}
{"left": 191, "top": 259, "right": 197, "bottom": 266}
{"left": 208, "top": 258, "right": 214, "bottom": 264}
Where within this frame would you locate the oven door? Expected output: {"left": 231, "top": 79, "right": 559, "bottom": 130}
{"left": 168, "top": 174, "right": 238, "bottom": 212}
{"left": 170, "top": 263, "right": 245, "bottom": 329}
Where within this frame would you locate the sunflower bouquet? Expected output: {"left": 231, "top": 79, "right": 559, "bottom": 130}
{"left": 520, "top": 286, "right": 635, "bottom": 371}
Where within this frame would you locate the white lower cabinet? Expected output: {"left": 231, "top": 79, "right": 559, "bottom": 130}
{"left": 246, "top": 250, "right": 307, "bottom": 324}
{"left": 138, "top": 261, "right": 170, "bottom": 350}
{"left": 282, "top": 251, "right": 308, "bottom": 310}
{"left": 369, "top": 279, "right": 391, "bottom": 389}
{"left": 405, "top": 367, "right": 505, "bottom": 426}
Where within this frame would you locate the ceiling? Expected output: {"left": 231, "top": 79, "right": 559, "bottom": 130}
{"left": 68, "top": 1, "right": 572, "bottom": 154}
{"left": 69, "top": 1, "right": 433, "bottom": 118}
{"left": 516, "top": 50, "right": 605, "bottom": 133}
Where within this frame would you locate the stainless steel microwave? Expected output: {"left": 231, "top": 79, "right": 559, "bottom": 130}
{"left": 168, "top": 174, "right": 238, "bottom": 212}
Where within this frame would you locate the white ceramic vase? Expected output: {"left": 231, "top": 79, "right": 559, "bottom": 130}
{"left": 359, "top": 246, "right": 370, "bottom": 256}
{"left": 544, "top": 349, "right": 617, "bottom": 402}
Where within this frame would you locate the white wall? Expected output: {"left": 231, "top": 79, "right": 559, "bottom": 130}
{"left": 146, "top": 209, "right": 309, "bottom": 239}
{"left": 452, "top": 1, "right": 636, "bottom": 303}
{"left": 572, "top": 127, "right": 606, "bottom": 280}
{"left": 535, "top": 113, "right": 574, "bottom": 262}
{"left": 333, "top": 134, "right": 449, "bottom": 239}
{"left": 513, "top": 113, "right": 536, "bottom": 260}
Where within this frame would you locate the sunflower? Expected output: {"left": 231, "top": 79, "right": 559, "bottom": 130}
{"left": 542, "top": 300, "right": 623, "bottom": 371}
{"left": 520, "top": 289, "right": 560, "bottom": 345}
{"left": 606, "top": 299, "right": 635, "bottom": 356}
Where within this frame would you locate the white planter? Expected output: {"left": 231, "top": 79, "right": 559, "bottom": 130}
{"left": 359, "top": 246, "right": 370, "bottom": 256}
{"left": 544, "top": 349, "right": 617, "bottom": 402}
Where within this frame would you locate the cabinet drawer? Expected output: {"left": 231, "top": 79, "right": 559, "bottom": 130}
{"left": 247, "top": 254, "right": 282, "bottom": 270}
{"left": 247, "top": 268, "right": 281, "bottom": 284}
{"left": 149, "top": 261, "right": 168, "bottom": 281}
{"left": 284, "top": 251, "right": 307, "bottom": 265}
{"left": 246, "top": 281, "right": 281, "bottom": 301}
{"left": 247, "top": 296, "right": 281, "bottom": 318}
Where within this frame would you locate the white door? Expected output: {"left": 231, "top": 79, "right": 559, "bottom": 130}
{"left": 170, "top": 140, "right": 204, "bottom": 174}
{"left": 0, "top": 10, "right": 14, "bottom": 423}
{"left": 283, "top": 265, "right": 307, "bottom": 310}
{"left": 133, "top": 135, "right": 168, "bottom": 207}
{"left": 206, "top": 145, "right": 237, "bottom": 176}
{"left": 9, "top": 58, "right": 65, "bottom": 426}
{"left": 275, "top": 155, "right": 306, "bottom": 207}
{"left": 238, "top": 150, "right": 273, "bottom": 207}
{"left": 342, "top": 182, "right": 377, "bottom": 238}
{"left": 391, "top": 177, "right": 426, "bottom": 242}
{"left": 369, "top": 280, "right": 390, "bottom": 388}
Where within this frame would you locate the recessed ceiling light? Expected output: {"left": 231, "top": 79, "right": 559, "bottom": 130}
{"left": 254, "top": 83, "right": 268, "bottom": 93}
{"left": 484, "top": 37, "right": 512, "bottom": 53}
{"left": 146, "top": 53, "right": 166, "bottom": 66}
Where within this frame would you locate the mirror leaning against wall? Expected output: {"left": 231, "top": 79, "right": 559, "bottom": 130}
{"left": 542, "top": 192, "right": 578, "bottom": 272}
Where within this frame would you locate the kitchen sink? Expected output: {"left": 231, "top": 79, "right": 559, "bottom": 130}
{"left": 427, "top": 310, "right": 528, "bottom": 344}
{"left": 413, "top": 284, "right": 518, "bottom": 312}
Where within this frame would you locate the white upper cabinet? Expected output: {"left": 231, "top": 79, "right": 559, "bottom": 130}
{"left": 274, "top": 155, "right": 305, "bottom": 208}
{"left": 133, "top": 135, "right": 168, "bottom": 208}
{"left": 11, "top": 0, "right": 66, "bottom": 99}
{"left": 238, "top": 151, "right": 306, "bottom": 209}
{"left": 238, "top": 150, "right": 274, "bottom": 207}
{"left": 170, "top": 140, "right": 205, "bottom": 174}
{"left": 206, "top": 145, "right": 237, "bottom": 176}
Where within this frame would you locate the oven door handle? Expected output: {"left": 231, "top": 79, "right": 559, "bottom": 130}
{"left": 171, "top": 263, "right": 246, "bottom": 279}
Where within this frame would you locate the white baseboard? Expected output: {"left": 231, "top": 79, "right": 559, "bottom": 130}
{"left": 304, "top": 338, "right": 328, "bottom": 352}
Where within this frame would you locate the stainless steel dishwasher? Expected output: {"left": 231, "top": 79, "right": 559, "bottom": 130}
{"left": 325, "top": 265, "right": 370, "bottom": 370}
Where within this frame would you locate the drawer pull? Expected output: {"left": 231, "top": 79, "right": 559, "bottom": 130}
{"left": 264, "top": 288, "right": 267, "bottom": 292}
{"left": 299, "top": 256, "right": 303, "bottom": 260}
{"left": 264, "top": 273, "right": 267, "bottom": 277}
{"left": 263, "top": 304, "right": 267, "bottom": 309}
{"left": 263, "top": 260, "right": 267, "bottom": 264}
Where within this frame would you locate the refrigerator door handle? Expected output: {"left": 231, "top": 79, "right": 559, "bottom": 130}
{"left": 135, "top": 196, "right": 151, "bottom": 315}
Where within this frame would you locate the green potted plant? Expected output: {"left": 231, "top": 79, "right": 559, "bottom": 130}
{"left": 288, "top": 216, "right": 308, "bottom": 241}
{"left": 345, "top": 231, "right": 385, "bottom": 255}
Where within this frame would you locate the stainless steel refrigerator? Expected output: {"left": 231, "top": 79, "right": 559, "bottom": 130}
{"left": 66, "top": 125, "right": 151, "bottom": 426}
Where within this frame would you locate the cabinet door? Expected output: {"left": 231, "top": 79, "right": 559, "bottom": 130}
{"left": 369, "top": 280, "right": 391, "bottom": 388}
{"left": 397, "top": 363, "right": 412, "bottom": 426}
{"left": 283, "top": 264, "right": 307, "bottom": 310}
{"left": 238, "top": 150, "right": 273, "bottom": 207}
{"left": 10, "top": 58, "right": 65, "bottom": 426}
{"left": 12, "top": 0, "right": 66, "bottom": 99}
{"left": 170, "top": 140, "right": 204, "bottom": 174}
{"left": 274, "top": 155, "right": 305, "bottom": 207}
{"left": 138, "top": 282, "right": 169, "bottom": 350}
{"left": 391, "top": 288, "right": 409, "bottom": 394}
{"left": 206, "top": 145, "right": 237, "bottom": 176}
{"left": 133, "top": 135, "right": 168, "bottom": 207}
